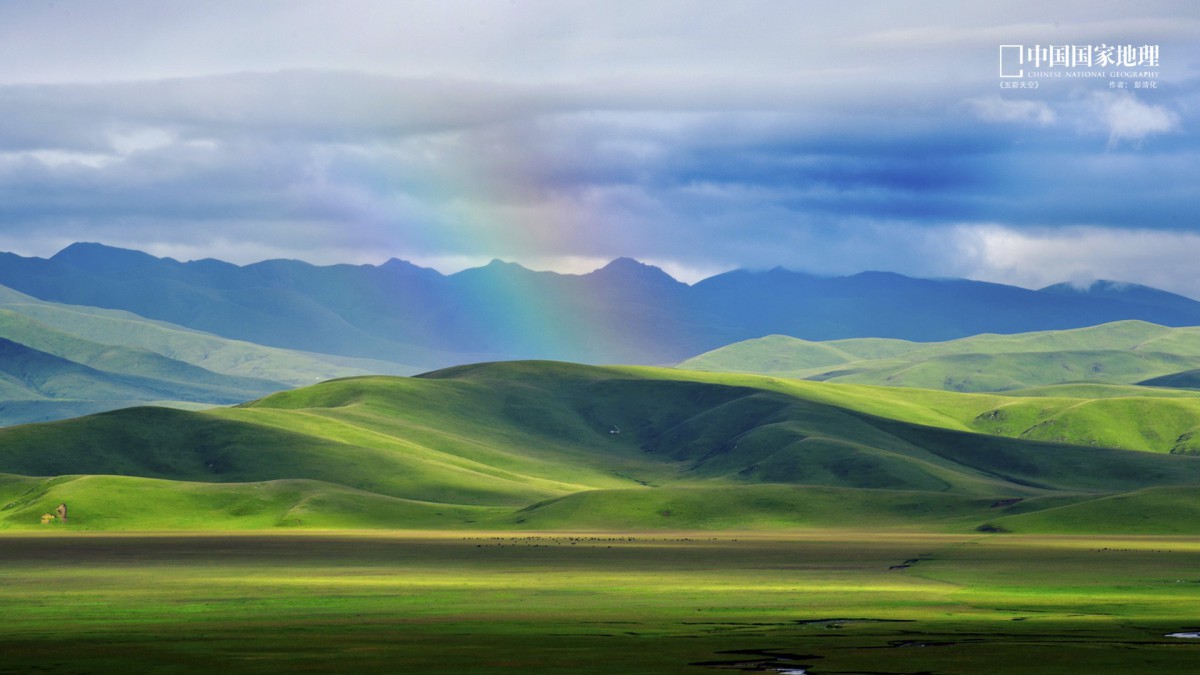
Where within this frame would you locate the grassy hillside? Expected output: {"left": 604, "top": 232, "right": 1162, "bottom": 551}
{"left": 680, "top": 320, "right": 1200, "bottom": 392}
{"left": 0, "top": 473, "right": 499, "bottom": 530}
{"left": 0, "top": 337, "right": 211, "bottom": 402}
{"left": 0, "top": 315, "right": 288, "bottom": 426}
{"left": 602, "top": 365, "right": 1200, "bottom": 454}
{"left": 0, "top": 404, "right": 590, "bottom": 506}
{"left": 502, "top": 484, "right": 1075, "bottom": 531}
{"left": 1140, "top": 368, "right": 1200, "bottom": 390}
{"left": 0, "top": 332, "right": 280, "bottom": 408}
{"left": 986, "top": 485, "right": 1200, "bottom": 534}
{"left": 0, "top": 283, "right": 416, "bottom": 385}
{"left": 1, "top": 361, "right": 1199, "bottom": 532}
{"left": 0, "top": 283, "right": 430, "bottom": 426}
{"left": 0, "top": 309, "right": 282, "bottom": 394}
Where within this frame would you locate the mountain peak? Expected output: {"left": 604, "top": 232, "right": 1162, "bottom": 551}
{"left": 483, "top": 258, "right": 531, "bottom": 272}
{"left": 379, "top": 257, "right": 440, "bottom": 276}
{"left": 1040, "top": 279, "right": 1200, "bottom": 309}
{"left": 448, "top": 258, "right": 533, "bottom": 281}
{"left": 846, "top": 270, "right": 911, "bottom": 282}
{"left": 50, "top": 242, "right": 169, "bottom": 273}
{"left": 1040, "top": 279, "right": 1166, "bottom": 295}
{"left": 601, "top": 256, "right": 647, "bottom": 271}
{"left": 593, "top": 257, "right": 680, "bottom": 285}
{"left": 53, "top": 241, "right": 137, "bottom": 258}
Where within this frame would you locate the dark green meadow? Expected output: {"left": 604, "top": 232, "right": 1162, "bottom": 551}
{"left": 1, "top": 531, "right": 1198, "bottom": 674}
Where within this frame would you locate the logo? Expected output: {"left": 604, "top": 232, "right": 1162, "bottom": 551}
{"left": 999, "top": 44, "right": 1159, "bottom": 78}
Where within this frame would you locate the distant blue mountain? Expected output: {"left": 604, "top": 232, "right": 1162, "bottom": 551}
{"left": 1040, "top": 280, "right": 1200, "bottom": 315}
{"left": 0, "top": 243, "right": 1199, "bottom": 368}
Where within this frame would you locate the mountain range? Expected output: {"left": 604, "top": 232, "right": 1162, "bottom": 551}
{"left": 2, "top": 243, "right": 1200, "bottom": 369}
{"left": 1, "top": 245, "right": 1199, "bottom": 531}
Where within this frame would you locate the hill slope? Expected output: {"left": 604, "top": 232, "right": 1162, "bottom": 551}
{"left": 0, "top": 283, "right": 430, "bottom": 425}
{"left": 0, "top": 336, "right": 281, "bottom": 426}
{"left": 1139, "top": 368, "right": 1200, "bottom": 390}
{"left": 0, "top": 282, "right": 415, "bottom": 385}
{"left": 0, "top": 311, "right": 283, "bottom": 397}
{"left": 1, "top": 362, "right": 1199, "bottom": 532}
{"left": 680, "top": 320, "right": 1200, "bottom": 392}
{"left": 0, "top": 309, "right": 288, "bottom": 426}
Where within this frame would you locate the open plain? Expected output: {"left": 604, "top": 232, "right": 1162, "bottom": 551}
{"left": 2, "top": 531, "right": 1198, "bottom": 674}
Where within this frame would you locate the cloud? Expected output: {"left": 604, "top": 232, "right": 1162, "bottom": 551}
{"left": 0, "top": 2, "right": 1194, "bottom": 294}
{"left": 948, "top": 224, "right": 1200, "bottom": 298}
{"left": 0, "top": 70, "right": 1195, "bottom": 276}
{"left": 967, "top": 97, "right": 1056, "bottom": 125}
{"left": 1093, "top": 92, "right": 1180, "bottom": 147}
{"left": 852, "top": 16, "right": 1200, "bottom": 49}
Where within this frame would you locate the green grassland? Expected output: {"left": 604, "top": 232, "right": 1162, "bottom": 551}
{"left": 0, "top": 532, "right": 1197, "bottom": 674}
{"left": 0, "top": 282, "right": 417, "bottom": 385}
{"left": 650, "top": 359, "right": 1200, "bottom": 454}
{"left": 2, "top": 361, "right": 1200, "bottom": 535}
{"left": 2, "top": 358, "right": 1200, "bottom": 672}
{"left": 0, "top": 309, "right": 282, "bottom": 395}
{"left": 0, "top": 473, "right": 502, "bottom": 530}
{"left": 0, "top": 284, "right": 429, "bottom": 425}
{"left": 679, "top": 319, "right": 1200, "bottom": 392}
{"left": 1141, "top": 368, "right": 1200, "bottom": 389}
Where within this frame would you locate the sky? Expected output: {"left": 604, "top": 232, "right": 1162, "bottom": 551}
{"left": 0, "top": 1, "right": 1197, "bottom": 294}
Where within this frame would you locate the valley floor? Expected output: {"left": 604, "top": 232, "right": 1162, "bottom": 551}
{"left": 2, "top": 531, "right": 1198, "bottom": 673}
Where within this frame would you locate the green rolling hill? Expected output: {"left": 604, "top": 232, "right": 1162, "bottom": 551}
{"left": 0, "top": 311, "right": 289, "bottom": 426}
{"left": 0, "top": 283, "right": 415, "bottom": 385}
{"left": 1, "top": 361, "right": 1198, "bottom": 533}
{"left": 0, "top": 336, "right": 277, "bottom": 425}
{"left": 983, "top": 485, "right": 1200, "bottom": 535}
{"left": 620, "top": 367, "right": 1200, "bottom": 454}
{"left": 679, "top": 320, "right": 1200, "bottom": 392}
{"left": 0, "top": 473, "right": 500, "bottom": 530}
{"left": 0, "top": 283, "right": 425, "bottom": 426}
{"left": 0, "top": 338, "right": 247, "bottom": 402}
{"left": 0, "top": 313, "right": 283, "bottom": 397}
{"left": 1139, "top": 368, "right": 1200, "bottom": 390}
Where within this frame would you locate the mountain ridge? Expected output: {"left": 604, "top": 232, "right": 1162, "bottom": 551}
{"left": 2, "top": 243, "right": 1200, "bottom": 369}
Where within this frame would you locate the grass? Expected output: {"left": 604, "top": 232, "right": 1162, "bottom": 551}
{"left": 1142, "top": 368, "right": 1200, "bottom": 390}
{"left": 2, "top": 356, "right": 1199, "bottom": 671}
{"left": 0, "top": 309, "right": 283, "bottom": 395}
{"left": 679, "top": 319, "right": 1200, "bottom": 392}
{"left": 0, "top": 474, "right": 503, "bottom": 530}
{"left": 0, "top": 282, "right": 417, "bottom": 386}
{"left": 9, "top": 474, "right": 1200, "bottom": 536}
{"left": 619, "top": 364, "right": 1200, "bottom": 454}
{"left": 505, "top": 484, "right": 1022, "bottom": 531}
{"left": 0, "top": 295, "right": 417, "bottom": 425}
{"left": 3, "top": 361, "right": 1200, "bottom": 534}
{"left": 989, "top": 486, "right": 1200, "bottom": 534}
{"left": 0, "top": 531, "right": 1197, "bottom": 673}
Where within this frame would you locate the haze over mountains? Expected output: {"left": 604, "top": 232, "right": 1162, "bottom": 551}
{"left": 1, "top": 243, "right": 1200, "bottom": 370}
